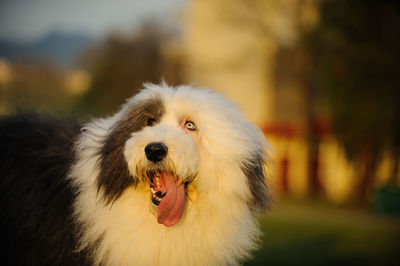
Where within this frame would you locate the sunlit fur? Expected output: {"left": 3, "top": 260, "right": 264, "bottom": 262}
{"left": 69, "top": 84, "right": 271, "bottom": 266}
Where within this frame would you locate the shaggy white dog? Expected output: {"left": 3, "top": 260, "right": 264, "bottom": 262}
{"left": 0, "top": 83, "right": 271, "bottom": 266}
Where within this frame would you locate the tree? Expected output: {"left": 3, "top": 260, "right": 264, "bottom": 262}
{"left": 307, "top": 0, "right": 400, "bottom": 203}
{"left": 77, "top": 22, "right": 182, "bottom": 116}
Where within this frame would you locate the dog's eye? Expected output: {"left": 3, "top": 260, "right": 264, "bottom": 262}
{"left": 184, "top": 121, "right": 196, "bottom": 131}
{"left": 147, "top": 118, "right": 156, "bottom": 126}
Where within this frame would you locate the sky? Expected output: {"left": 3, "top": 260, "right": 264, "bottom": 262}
{"left": 0, "top": 0, "right": 187, "bottom": 42}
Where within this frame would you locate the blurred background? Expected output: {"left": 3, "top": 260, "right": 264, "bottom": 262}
{"left": 0, "top": 0, "right": 399, "bottom": 265}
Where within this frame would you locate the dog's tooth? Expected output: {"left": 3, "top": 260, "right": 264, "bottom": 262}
{"left": 152, "top": 197, "right": 160, "bottom": 206}
{"left": 155, "top": 191, "right": 167, "bottom": 198}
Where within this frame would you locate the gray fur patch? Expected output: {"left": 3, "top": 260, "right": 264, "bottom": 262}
{"left": 242, "top": 153, "right": 271, "bottom": 212}
{"left": 98, "top": 97, "right": 165, "bottom": 204}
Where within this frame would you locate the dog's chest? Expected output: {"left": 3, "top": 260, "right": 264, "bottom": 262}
{"left": 89, "top": 189, "right": 256, "bottom": 266}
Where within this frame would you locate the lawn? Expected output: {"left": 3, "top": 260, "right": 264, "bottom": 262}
{"left": 245, "top": 199, "right": 400, "bottom": 266}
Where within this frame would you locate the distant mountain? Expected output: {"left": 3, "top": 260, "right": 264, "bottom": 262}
{"left": 0, "top": 32, "right": 94, "bottom": 67}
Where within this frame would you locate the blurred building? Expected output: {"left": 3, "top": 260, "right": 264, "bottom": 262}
{"left": 183, "top": 0, "right": 398, "bottom": 203}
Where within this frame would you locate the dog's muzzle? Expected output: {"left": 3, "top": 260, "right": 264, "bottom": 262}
{"left": 144, "top": 142, "right": 187, "bottom": 227}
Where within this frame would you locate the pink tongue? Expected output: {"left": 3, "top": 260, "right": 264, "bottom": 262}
{"left": 157, "top": 173, "right": 186, "bottom": 227}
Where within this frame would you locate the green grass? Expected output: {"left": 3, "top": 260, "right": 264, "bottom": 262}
{"left": 244, "top": 199, "right": 400, "bottom": 266}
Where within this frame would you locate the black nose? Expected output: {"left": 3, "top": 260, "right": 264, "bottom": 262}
{"left": 145, "top": 142, "right": 168, "bottom": 163}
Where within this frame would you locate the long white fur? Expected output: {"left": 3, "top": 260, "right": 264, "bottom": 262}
{"left": 68, "top": 84, "right": 270, "bottom": 266}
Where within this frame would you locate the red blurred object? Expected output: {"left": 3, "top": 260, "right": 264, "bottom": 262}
{"left": 262, "top": 122, "right": 299, "bottom": 138}
{"left": 262, "top": 119, "right": 331, "bottom": 139}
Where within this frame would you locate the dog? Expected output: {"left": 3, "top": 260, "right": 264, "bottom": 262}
{"left": 0, "top": 83, "right": 271, "bottom": 266}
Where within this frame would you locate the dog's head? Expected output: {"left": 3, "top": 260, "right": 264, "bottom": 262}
{"left": 97, "top": 84, "right": 271, "bottom": 227}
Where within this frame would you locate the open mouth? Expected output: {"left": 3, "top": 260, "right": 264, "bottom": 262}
{"left": 149, "top": 172, "right": 187, "bottom": 227}
{"left": 150, "top": 173, "right": 167, "bottom": 206}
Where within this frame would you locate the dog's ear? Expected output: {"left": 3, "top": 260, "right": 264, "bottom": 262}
{"left": 242, "top": 150, "right": 271, "bottom": 213}
{"left": 97, "top": 125, "right": 137, "bottom": 205}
